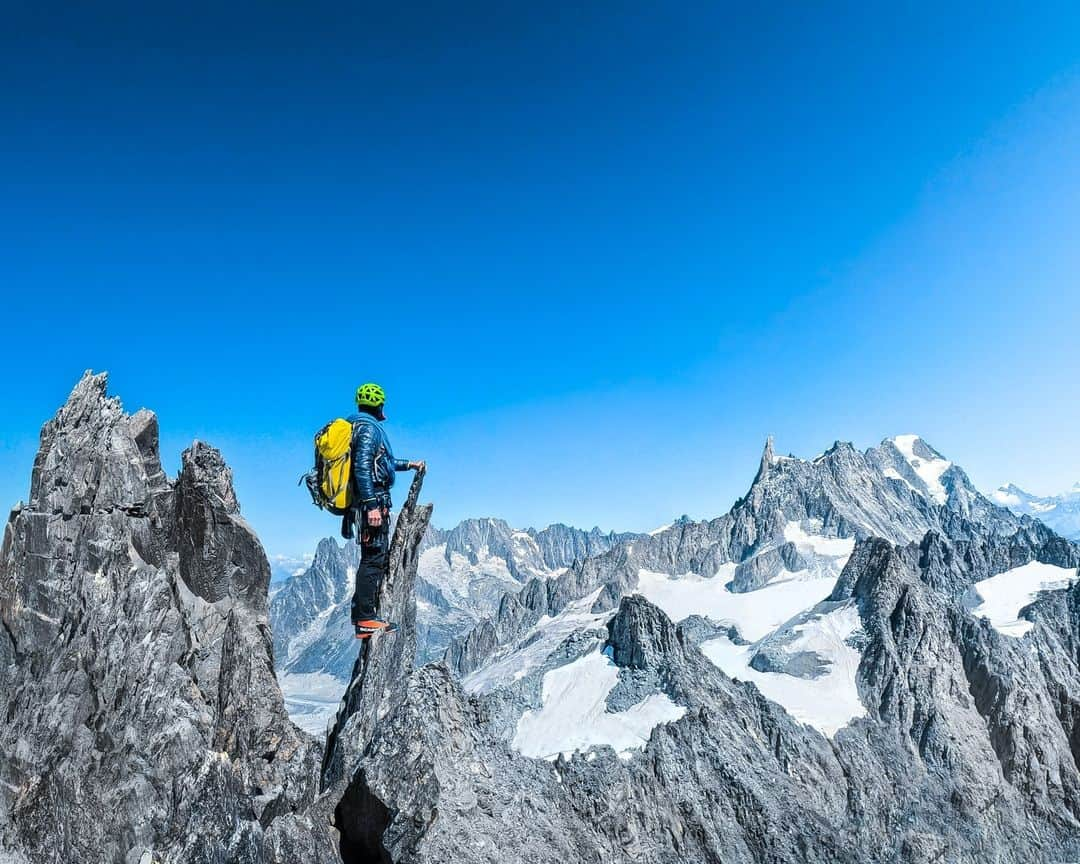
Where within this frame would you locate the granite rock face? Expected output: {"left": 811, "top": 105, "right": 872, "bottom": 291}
{"left": 0, "top": 373, "right": 338, "bottom": 864}
{"left": 319, "top": 469, "right": 434, "bottom": 861}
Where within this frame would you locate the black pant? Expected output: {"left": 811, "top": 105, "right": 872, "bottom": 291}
{"left": 351, "top": 510, "right": 389, "bottom": 621}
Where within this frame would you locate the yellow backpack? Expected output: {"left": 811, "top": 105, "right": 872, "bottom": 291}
{"left": 302, "top": 418, "right": 354, "bottom": 514}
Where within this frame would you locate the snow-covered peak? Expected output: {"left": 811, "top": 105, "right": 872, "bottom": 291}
{"left": 988, "top": 482, "right": 1080, "bottom": 540}
{"left": 991, "top": 485, "right": 1024, "bottom": 507}
{"left": 888, "top": 434, "right": 952, "bottom": 504}
{"left": 734, "top": 434, "right": 997, "bottom": 549}
{"left": 971, "top": 561, "right": 1080, "bottom": 637}
{"left": 746, "top": 434, "right": 962, "bottom": 511}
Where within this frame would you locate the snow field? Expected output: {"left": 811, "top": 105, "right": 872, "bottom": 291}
{"left": 462, "top": 587, "right": 611, "bottom": 694}
{"left": 635, "top": 566, "right": 836, "bottom": 642}
{"left": 512, "top": 647, "right": 686, "bottom": 760}
{"left": 971, "top": 560, "right": 1079, "bottom": 637}
{"left": 700, "top": 603, "right": 865, "bottom": 736}
{"left": 635, "top": 551, "right": 867, "bottom": 737}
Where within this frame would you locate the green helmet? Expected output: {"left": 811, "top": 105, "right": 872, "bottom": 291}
{"left": 355, "top": 382, "right": 386, "bottom": 409}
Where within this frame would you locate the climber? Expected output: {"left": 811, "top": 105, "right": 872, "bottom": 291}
{"left": 347, "top": 382, "right": 425, "bottom": 638}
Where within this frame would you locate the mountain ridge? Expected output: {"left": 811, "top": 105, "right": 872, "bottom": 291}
{"left": 269, "top": 515, "right": 639, "bottom": 732}
{"left": 445, "top": 432, "right": 1041, "bottom": 676}
{"left": 992, "top": 481, "right": 1080, "bottom": 540}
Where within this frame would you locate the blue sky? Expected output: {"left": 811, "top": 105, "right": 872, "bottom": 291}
{"left": 2, "top": 2, "right": 1080, "bottom": 558}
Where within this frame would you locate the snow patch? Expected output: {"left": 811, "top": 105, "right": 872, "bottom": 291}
{"left": 782, "top": 521, "right": 855, "bottom": 560}
{"left": 512, "top": 648, "right": 686, "bottom": 760}
{"left": 971, "top": 561, "right": 1079, "bottom": 637}
{"left": 991, "top": 487, "right": 1022, "bottom": 507}
{"left": 637, "top": 564, "right": 864, "bottom": 737}
{"left": 635, "top": 566, "right": 834, "bottom": 642}
{"left": 884, "top": 466, "right": 918, "bottom": 494}
{"left": 463, "top": 588, "right": 611, "bottom": 694}
{"left": 419, "top": 542, "right": 560, "bottom": 609}
{"left": 700, "top": 602, "right": 865, "bottom": 737}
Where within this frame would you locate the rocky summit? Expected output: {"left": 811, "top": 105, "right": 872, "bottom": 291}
{"left": 0, "top": 374, "right": 338, "bottom": 863}
{"left": 7, "top": 377, "right": 1080, "bottom": 863}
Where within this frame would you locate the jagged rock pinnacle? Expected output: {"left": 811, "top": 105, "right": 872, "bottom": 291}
{"left": 752, "top": 434, "right": 776, "bottom": 485}
{"left": 0, "top": 373, "right": 338, "bottom": 863}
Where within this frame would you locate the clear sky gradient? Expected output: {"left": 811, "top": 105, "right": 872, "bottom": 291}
{"left": 2, "top": 2, "right": 1080, "bottom": 558}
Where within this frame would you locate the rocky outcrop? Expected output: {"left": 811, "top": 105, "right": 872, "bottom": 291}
{"left": 830, "top": 534, "right": 1080, "bottom": 861}
{"left": 319, "top": 468, "right": 433, "bottom": 860}
{"left": 0, "top": 373, "right": 338, "bottom": 864}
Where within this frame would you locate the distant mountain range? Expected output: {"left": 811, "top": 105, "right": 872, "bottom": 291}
{"left": 269, "top": 518, "right": 638, "bottom": 732}
{"left": 270, "top": 440, "right": 1080, "bottom": 737}
{"left": 992, "top": 482, "right": 1080, "bottom": 540}
{"left": 446, "top": 431, "right": 1036, "bottom": 691}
